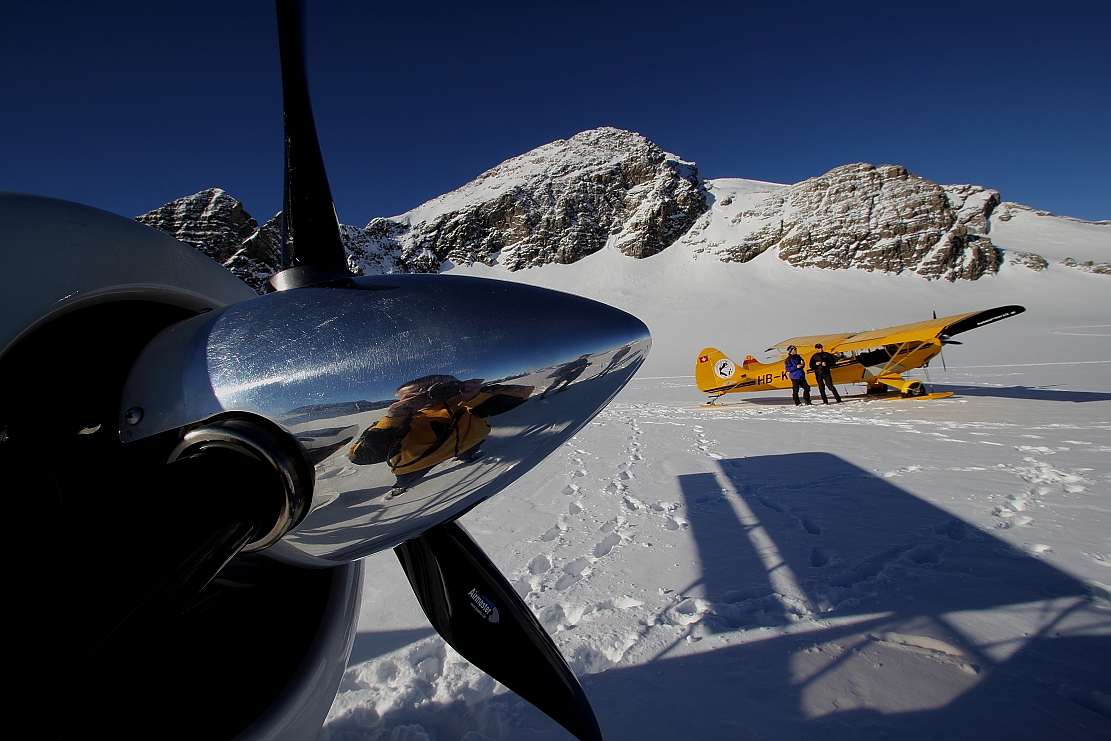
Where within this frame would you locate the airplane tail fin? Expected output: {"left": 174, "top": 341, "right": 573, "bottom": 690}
{"left": 695, "top": 347, "right": 742, "bottom": 392}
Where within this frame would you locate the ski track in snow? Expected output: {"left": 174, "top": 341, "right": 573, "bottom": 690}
{"left": 324, "top": 361, "right": 1111, "bottom": 741}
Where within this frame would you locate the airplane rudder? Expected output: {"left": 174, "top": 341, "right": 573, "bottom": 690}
{"left": 695, "top": 347, "right": 738, "bottom": 390}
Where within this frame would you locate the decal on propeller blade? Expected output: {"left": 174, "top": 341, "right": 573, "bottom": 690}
{"left": 468, "top": 588, "right": 500, "bottom": 623}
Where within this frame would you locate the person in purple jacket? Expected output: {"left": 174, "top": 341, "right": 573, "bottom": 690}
{"left": 784, "top": 345, "right": 812, "bottom": 406}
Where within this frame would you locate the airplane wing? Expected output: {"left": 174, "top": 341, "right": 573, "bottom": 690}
{"left": 767, "top": 305, "right": 1025, "bottom": 354}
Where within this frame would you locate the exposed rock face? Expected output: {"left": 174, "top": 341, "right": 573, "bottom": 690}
{"left": 223, "top": 213, "right": 281, "bottom": 293}
{"left": 713, "top": 163, "right": 1002, "bottom": 281}
{"left": 1009, "top": 251, "right": 1049, "bottom": 271}
{"left": 135, "top": 188, "right": 259, "bottom": 264}
{"left": 1060, "top": 257, "right": 1111, "bottom": 275}
{"left": 349, "top": 127, "right": 707, "bottom": 274}
{"left": 135, "top": 189, "right": 282, "bottom": 293}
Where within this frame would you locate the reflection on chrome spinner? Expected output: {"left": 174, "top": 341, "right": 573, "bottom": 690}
{"left": 120, "top": 275, "right": 650, "bottom": 567}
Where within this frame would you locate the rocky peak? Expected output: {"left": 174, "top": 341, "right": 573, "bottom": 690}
{"left": 135, "top": 188, "right": 259, "bottom": 264}
{"left": 707, "top": 163, "right": 1002, "bottom": 281}
{"left": 350, "top": 127, "right": 708, "bottom": 274}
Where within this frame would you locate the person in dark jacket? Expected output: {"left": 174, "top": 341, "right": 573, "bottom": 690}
{"left": 784, "top": 345, "right": 811, "bottom": 405}
{"left": 809, "top": 342, "right": 842, "bottom": 404}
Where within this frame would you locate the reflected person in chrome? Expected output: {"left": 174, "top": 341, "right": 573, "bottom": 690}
{"left": 348, "top": 374, "right": 533, "bottom": 499}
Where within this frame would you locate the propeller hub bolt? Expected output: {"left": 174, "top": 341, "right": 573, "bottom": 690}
{"left": 124, "top": 407, "right": 144, "bottom": 426}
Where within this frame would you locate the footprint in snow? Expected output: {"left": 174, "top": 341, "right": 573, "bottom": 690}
{"left": 540, "top": 523, "right": 564, "bottom": 542}
{"left": 996, "top": 515, "right": 1035, "bottom": 529}
{"left": 809, "top": 546, "right": 830, "bottom": 567}
{"left": 555, "top": 557, "right": 591, "bottom": 591}
{"left": 905, "top": 543, "right": 946, "bottom": 564}
{"left": 933, "top": 520, "right": 967, "bottom": 540}
{"left": 528, "top": 554, "right": 551, "bottom": 575}
{"left": 594, "top": 532, "right": 622, "bottom": 557}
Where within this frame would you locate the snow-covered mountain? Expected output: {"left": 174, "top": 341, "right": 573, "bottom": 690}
{"left": 135, "top": 127, "right": 1109, "bottom": 293}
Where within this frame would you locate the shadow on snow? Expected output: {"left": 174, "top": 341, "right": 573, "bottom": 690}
{"left": 576, "top": 453, "right": 1110, "bottom": 740}
{"left": 931, "top": 384, "right": 1111, "bottom": 403}
{"left": 332, "top": 453, "right": 1111, "bottom": 741}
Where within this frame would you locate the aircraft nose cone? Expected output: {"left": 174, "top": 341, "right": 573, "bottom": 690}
{"left": 121, "top": 273, "right": 650, "bottom": 565}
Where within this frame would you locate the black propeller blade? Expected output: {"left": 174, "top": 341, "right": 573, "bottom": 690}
{"left": 397, "top": 521, "right": 604, "bottom": 741}
{"left": 271, "top": 0, "right": 353, "bottom": 289}
{"left": 933, "top": 311, "right": 948, "bottom": 372}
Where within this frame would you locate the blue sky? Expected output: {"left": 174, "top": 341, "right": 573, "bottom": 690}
{"left": 2, "top": 1, "right": 1108, "bottom": 225}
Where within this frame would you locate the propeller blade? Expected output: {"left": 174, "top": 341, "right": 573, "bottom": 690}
{"left": 272, "top": 0, "right": 352, "bottom": 287}
{"left": 396, "top": 521, "right": 604, "bottom": 741}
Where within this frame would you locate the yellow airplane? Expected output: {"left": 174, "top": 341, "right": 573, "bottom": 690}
{"left": 695, "top": 305, "right": 1025, "bottom": 404}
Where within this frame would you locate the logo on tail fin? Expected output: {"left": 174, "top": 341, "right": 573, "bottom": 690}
{"left": 713, "top": 359, "right": 735, "bottom": 379}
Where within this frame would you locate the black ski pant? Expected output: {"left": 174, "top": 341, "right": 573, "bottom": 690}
{"left": 814, "top": 372, "right": 841, "bottom": 403}
{"left": 791, "top": 378, "right": 811, "bottom": 405}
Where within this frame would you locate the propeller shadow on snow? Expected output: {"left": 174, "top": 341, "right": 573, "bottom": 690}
{"left": 347, "top": 628, "right": 437, "bottom": 666}
{"left": 930, "top": 384, "right": 1111, "bottom": 403}
{"left": 327, "top": 453, "right": 1110, "bottom": 741}
{"left": 575, "top": 453, "right": 1110, "bottom": 740}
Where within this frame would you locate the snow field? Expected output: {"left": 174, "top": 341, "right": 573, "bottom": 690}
{"left": 324, "top": 222, "right": 1109, "bottom": 740}
{"left": 326, "top": 362, "right": 1110, "bottom": 741}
